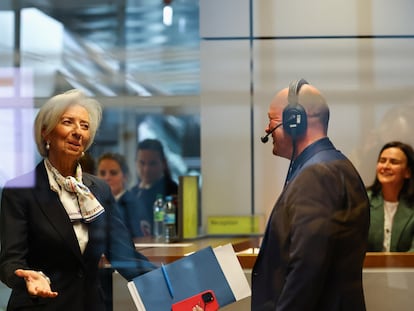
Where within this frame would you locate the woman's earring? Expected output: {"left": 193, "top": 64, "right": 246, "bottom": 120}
{"left": 46, "top": 141, "right": 50, "bottom": 150}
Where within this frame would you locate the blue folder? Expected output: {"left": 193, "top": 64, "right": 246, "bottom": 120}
{"left": 128, "top": 246, "right": 240, "bottom": 311}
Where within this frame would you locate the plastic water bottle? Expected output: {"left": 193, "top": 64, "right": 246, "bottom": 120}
{"left": 153, "top": 194, "right": 165, "bottom": 240}
{"left": 163, "top": 195, "right": 177, "bottom": 243}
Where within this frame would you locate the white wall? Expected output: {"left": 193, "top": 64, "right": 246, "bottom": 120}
{"left": 199, "top": 0, "right": 414, "bottom": 227}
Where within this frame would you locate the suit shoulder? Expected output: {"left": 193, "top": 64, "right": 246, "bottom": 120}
{"left": 3, "top": 170, "right": 36, "bottom": 189}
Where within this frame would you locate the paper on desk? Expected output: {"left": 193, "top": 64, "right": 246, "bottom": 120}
{"left": 213, "top": 243, "right": 251, "bottom": 301}
{"left": 127, "top": 243, "right": 251, "bottom": 311}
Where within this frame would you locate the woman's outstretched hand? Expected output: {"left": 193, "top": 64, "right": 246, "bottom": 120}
{"left": 15, "top": 269, "right": 58, "bottom": 298}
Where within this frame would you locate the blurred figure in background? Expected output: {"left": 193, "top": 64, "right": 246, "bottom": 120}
{"left": 97, "top": 152, "right": 141, "bottom": 311}
{"left": 97, "top": 152, "right": 143, "bottom": 238}
{"left": 130, "top": 139, "right": 178, "bottom": 236}
{"left": 366, "top": 141, "right": 414, "bottom": 252}
{"left": 350, "top": 104, "right": 414, "bottom": 185}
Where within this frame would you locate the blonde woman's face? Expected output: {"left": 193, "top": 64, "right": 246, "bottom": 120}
{"left": 44, "top": 105, "right": 91, "bottom": 163}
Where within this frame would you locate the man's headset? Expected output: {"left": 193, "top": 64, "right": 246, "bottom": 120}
{"left": 261, "top": 78, "right": 309, "bottom": 143}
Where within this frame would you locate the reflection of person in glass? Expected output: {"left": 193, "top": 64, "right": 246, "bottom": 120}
{"left": 130, "top": 139, "right": 178, "bottom": 236}
{"left": 351, "top": 104, "right": 414, "bottom": 185}
{"left": 0, "top": 90, "right": 155, "bottom": 310}
{"left": 366, "top": 141, "right": 414, "bottom": 252}
{"left": 252, "top": 79, "right": 370, "bottom": 311}
{"left": 97, "top": 152, "right": 143, "bottom": 239}
{"left": 97, "top": 152, "right": 140, "bottom": 311}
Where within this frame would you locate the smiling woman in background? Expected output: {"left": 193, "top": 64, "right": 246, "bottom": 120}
{"left": 0, "top": 89, "right": 155, "bottom": 311}
{"left": 367, "top": 141, "right": 414, "bottom": 252}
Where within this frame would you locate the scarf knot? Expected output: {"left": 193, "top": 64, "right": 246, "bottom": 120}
{"left": 45, "top": 159, "right": 105, "bottom": 223}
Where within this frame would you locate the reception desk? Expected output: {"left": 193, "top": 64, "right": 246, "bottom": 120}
{"left": 133, "top": 236, "right": 261, "bottom": 264}
{"left": 133, "top": 236, "right": 414, "bottom": 268}
{"left": 113, "top": 236, "right": 414, "bottom": 311}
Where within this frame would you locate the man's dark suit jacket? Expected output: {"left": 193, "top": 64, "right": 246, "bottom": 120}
{"left": 0, "top": 162, "right": 155, "bottom": 311}
{"left": 251, "top": 138, "right": 370, "bottom": 311}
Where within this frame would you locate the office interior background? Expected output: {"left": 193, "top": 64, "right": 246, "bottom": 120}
{"left": 1, "top": 0, "right": 414, "bottom": 309}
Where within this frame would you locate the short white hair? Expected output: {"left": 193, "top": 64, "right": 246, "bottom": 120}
{"left": 34, "top": 89, "right": 102, "bottom": 157}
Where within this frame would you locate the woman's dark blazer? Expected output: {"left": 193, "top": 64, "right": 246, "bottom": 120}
{"left": 0, "top": 162, "right": 155, "bottom": 311}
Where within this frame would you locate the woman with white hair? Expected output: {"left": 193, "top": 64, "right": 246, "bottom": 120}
{"left": 0, "top": 89, "right": 155, "bottom": 311}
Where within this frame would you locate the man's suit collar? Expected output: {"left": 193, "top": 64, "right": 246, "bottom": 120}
{"left": 286, "top": 137, "right": 335, "bottom": 185}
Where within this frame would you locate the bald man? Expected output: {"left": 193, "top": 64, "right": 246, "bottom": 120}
{"left": 252, "top": 79, "right": 370, "bottom": 311}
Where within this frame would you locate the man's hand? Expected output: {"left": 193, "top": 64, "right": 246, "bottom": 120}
{"left": 15, "top": 269, "right": 58, "bottom": 298}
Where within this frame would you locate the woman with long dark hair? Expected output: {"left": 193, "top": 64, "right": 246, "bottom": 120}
{"left": 367, "top": 141, "right": 414, "bottom": 252}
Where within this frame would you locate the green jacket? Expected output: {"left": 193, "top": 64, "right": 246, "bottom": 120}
{"left": 367, "top": 190, "right": 414, "bottom": 252}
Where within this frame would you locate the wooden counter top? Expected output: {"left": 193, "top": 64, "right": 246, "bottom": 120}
{"left": 133, "top": 236, "right": 414, "bottom": 269}
{"left": 235, "top": 252, "right": 414, "bottom": 269}
{"left": 363, "top": 252, "right": 414, "bottom": 268}
{"left": 134, "top": 236, "right": 260, "bottom": 264}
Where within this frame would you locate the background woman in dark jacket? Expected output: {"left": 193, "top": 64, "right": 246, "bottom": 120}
{"left": 130, "top": 138, "right": 178, "bottom": 236}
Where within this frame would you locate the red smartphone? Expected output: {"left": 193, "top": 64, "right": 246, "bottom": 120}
{"left": 171, "top": 290, "right": 219, "bottom": 311}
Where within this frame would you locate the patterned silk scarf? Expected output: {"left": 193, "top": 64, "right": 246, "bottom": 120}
{"left": 45, "top": 159, "right": 105, "bottom": 223}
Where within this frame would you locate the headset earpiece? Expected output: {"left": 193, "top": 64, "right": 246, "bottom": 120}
{"left": 283, "top": 78, "right": 308, "bottom": 138}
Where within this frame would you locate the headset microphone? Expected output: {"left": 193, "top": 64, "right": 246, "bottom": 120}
{"left": 261, "top": 123, "right": 283, "bottom": 143}
{"left": 260, "top": 78, "right": 308, "bottom": 144}
{"left": 260, "top": 135, "right": 270, "bottom": 144}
